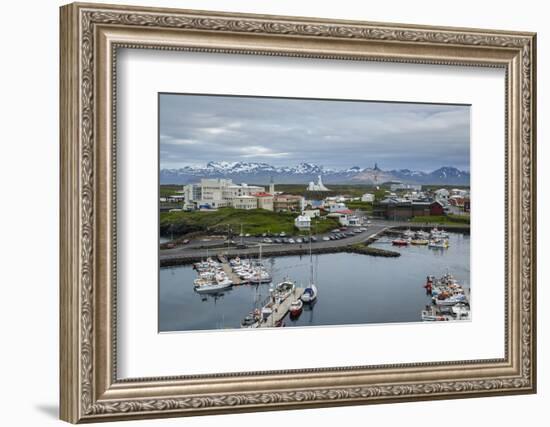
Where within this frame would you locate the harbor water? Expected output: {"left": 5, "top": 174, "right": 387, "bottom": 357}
{"left": 159, "top": 232, "right": 470, "bottom": 332}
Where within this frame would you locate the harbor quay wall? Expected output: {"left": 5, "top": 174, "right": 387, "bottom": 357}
{"left": 160, "top": 243, "right": 400, "bottom": 267}
{"left": 386, "top": 224, "right": 470, "bottom": 234}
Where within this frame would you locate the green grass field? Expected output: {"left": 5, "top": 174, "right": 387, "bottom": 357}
{"left": 160, "top": 207, "right": 340, "bottom": 237}
{"left": 411, "top": 214, "right": 470, "bottom": 225}
{"left": 160, "top": 185, "right": 182, "bottom": 197}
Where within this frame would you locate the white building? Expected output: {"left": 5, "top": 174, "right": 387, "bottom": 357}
{"left": 307, "top": 175, "right": 330, "bottom": 191}
{"left": 327, "top": 209, "right": 361, "bottom": 226}
{"left": 294, "top": 214, "right": 311, "bottom": 230}
{"left": 390, "top": 182, "right": 422, "bottom": 192}
{"left": 183, "top": 178, "right": 265, "bottom": 209}
{"left": 302, "top": 209, "right": 320, "bottom": 218}
{"left": 232, "top": 195, "right": 257, "bottom": 210}
{"left": 254, "top": 192, "right": 274, "bottom": 211}
{"left": 361, "top": 193, "right": 375, "bottom": 203}
{"left": 328, "top": 202, "right": 347, "bottom": 213}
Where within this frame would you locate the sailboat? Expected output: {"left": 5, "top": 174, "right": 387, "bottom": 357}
{"left": 301, "top": 230, "right": 318, "bottom": 303}
{"left": 248, "top": 243, "right": 272, "bottom": 284}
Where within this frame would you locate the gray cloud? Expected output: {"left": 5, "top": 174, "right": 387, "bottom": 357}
{"left": 160, "top": 94, "right": 470, "bottom": 171}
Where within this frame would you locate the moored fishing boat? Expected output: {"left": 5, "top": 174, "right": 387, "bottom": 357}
{"left": 289, "top": 299, "right": 303, "bottom": 316}
{"left": 433, "top": 293, "right": 467, "bottom": 306}
{"left": 415, "top": 230, "right": 430, "bottom": 239}
{"left": 430, "top": 227, "right": 449, "bottom": 238}
{"left": 274, "top": 280, "right": 295, "bottom": 302}
{"left": 403, "top": 229, "right": 415, "bottom": 238}
{"left": 392, "top": 238, "right": 409, "bottom": 246}
{"left": 428, "top": 238, "right": 449, "bottom": 248}
{"left": 410, "top": 239, "right": 429, "bottom": 245}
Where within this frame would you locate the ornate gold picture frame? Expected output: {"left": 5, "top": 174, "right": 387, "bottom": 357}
{"left": 60, "top": 2, "right": 536, "bottom": 423}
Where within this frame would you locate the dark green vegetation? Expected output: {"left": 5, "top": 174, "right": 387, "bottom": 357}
{"left": 160, "top": 207, "right": 340, "bottom": 237}
{"left": 160, "top": 185, "right": 182, "bottom": 197}
{"left": 411, "top": 214, "right": 470, "bottom": 225}
{"left": 345, "top": 201, "right": 373, "bottom": 211}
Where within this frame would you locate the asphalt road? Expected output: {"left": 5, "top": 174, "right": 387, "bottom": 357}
{"left": 160, "top": 223, "right": 390, "bottom": 263}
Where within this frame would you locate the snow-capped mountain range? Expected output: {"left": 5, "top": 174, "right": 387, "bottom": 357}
{"left": 160, "top": 161, "right": 470, "bottom": 185}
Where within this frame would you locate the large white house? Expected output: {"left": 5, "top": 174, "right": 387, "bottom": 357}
{"left": 294, "top": 213, "right": 311, "bottom": 230}
{"left": 361, "top": 193, "right": 375, "bottom": 203}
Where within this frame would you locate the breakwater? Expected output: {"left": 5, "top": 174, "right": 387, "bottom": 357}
{"left": 160, "top": 242, "right": 399, "bottom": 267}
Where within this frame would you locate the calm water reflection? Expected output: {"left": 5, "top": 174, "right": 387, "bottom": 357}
{"left": 159, "top": 233, "right": 470, "bottom": 332}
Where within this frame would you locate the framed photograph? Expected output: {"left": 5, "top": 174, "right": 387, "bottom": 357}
{"left": 60, "top": 2, "right": 537, "bottom": 423}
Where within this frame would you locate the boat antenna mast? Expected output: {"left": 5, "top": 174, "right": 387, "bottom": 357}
{"left": 309, "top": 228, "right": 314, "bottom": 286}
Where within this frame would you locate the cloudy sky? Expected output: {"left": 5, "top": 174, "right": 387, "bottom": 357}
{"left": 159, "top": 93, "right": 470, "bottom": 171}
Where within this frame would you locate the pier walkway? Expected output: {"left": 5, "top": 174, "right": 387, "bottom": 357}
{"left": 217, "top": 255, "right": 243, "bottom": 285}
{"left": 260, "top": 288, "right": 305, "bottom": 328}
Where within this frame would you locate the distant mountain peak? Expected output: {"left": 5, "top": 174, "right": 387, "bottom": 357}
{"left": 160, "top": 161, "right": 470, "bottom": 185}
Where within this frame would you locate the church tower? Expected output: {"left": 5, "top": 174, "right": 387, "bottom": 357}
{"left": 269, "top": 176, "right": 275, "bottom": 194}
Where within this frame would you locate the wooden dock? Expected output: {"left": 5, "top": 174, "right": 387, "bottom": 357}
{"left": 260, "top": 288, "right": 305, "bottom": 328}
{"left": 217, "top": 254, "right": 243, "bottom": 285}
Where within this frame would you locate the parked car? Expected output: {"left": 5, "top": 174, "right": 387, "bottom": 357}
{"left": 236, "top": 244, "right": 247, "bottom": 249}
{"left": 280, "top": 232, "right": 286, "bottom": 237}
{"left": 288, "top": 238, "right": 296, "bottom": 244}
{"left": 263, "top": 238, "right": 272, "bottom": 243}
{"left": 331, "top": 229, "right": 340, "bottom": 233}
{"left": 310, "top": 236, "right": 318, "bottom": 242}
{"left": 322, "top": 236, "right": 330, "bottom": 241}
{"left": 182, "top": 239, "right": 190, "bottom": 244}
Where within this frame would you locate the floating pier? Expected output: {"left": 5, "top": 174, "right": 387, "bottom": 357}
{"left": 260, "top": 287, "right": 305, "bottom": 328}
{"left": 217, "top": 254, "right": 243, "bottom": 285}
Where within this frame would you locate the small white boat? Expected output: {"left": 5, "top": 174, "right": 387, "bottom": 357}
{"left": 301, "top": 233, "right": 319, "bottom": 304}
{"left": 194, "top": 280, "right": 232, "bottom": 294}
{"left": 452, "top": 303, "right": 471, "bottom": 320}
{"left": 416, "top": 230, "right": 430, "bottom": 239}
{"left": 428, "top": 239, "right": 449, "bottom": 248}
{"left": 248, "top": 271, "right": 272, "bottom": 284}
{"left": 403, "top": 229, "right": 415, "bottom": 238}
{"left": 301, "top": 284, "right": 318, "bottom": 303}
{"left": 430, "top": 227, "right": 449, "bottom": 238}
{"left": 273, "top": 280, "right": 295, "bottom": 302}
{"left": 434, "top": 294, "right": 467, "bottom": 306}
